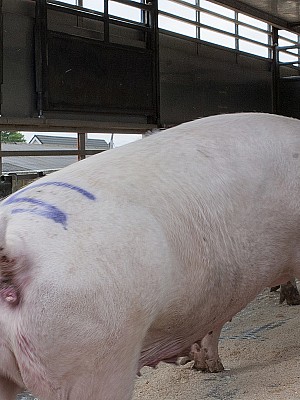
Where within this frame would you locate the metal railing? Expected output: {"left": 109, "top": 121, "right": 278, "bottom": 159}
{"left": 48, "top": 1, "right": 300, "bottom": 62}
{"left": 158, "top": 0, "right": 272, "bottom": 58}
{"left": 277, "top": 30, "right": 300, "bottom": 74}
{"left": 0, "top": 131, "right": 107, "bottom": 175}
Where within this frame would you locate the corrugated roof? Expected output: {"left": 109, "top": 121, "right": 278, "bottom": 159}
{"left": 2, "top": 162, "right": 29, "bottom": 172}
{"left": 1, "top": 142, "right": 104, "bottom": 173}
{"left": 29, "top": 135, "right": 109, "bottom": 149}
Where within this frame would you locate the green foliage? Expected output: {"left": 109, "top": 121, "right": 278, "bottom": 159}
{"left": 1, "top": 131, "right": 26, "bottom": 143}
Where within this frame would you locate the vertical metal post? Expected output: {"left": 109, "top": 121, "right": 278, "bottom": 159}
{"left": 104, "top": 0, "right": 109, "bottom": 42}
{"left": 149, "top": 0, "right": 160, "bottom": 126}
{"left": 267, "top": 24, "right": 272, "bottom": 60}
{"left": 35, "top": 0, "right": 48, "bottom": 118}
{"left": 0, "top": 0, "right": 3, "bottom": 117}
{"left": 195, "top": 0, "right": 200, "bottom": 40}
{"left": 77, "top": 133, "right": 86, "bottom": 161}
{"left": 77, "top": 0, "right": 83, "bottom": 27}
{"left": 234, "top": 12, "right": 239, "bottom": 51}
{"left": 298, "top": 35, "right": 300, "bottom": 71}
{"left": 141, "top": 0, "right": 147, "bottom": 27}
{"left": 271, "top": 27, "right": 279, "bottom": 114}
{"left": 0, "top": 131, "right": 2, "bottom": 176}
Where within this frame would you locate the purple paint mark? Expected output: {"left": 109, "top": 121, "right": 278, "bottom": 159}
{"left": 25, "top": 181, "right": 96, "bottom": 200}
{"left": 2, "top": 181, "right": 95, "bottom": 228}
{"left": 13, "top": 208, "right": 67, "bottom": 228}
{"left": 4, "top": 181, "right": 96, "bottom": 205}
{"left": 8, "top": 197, "right": 67, "bottom": 227}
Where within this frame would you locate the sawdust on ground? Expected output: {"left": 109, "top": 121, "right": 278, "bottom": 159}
{"left": 133, "top": 288, "right": 300, "bottom": 400}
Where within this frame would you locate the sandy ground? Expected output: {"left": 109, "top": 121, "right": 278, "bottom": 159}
{"left": 18, "top": 287, "right": 300, "bottom": 400}
{"left": 133, "top": 288, "right": 300, "bottom": 400}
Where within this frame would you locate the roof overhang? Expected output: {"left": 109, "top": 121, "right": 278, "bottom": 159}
{"left": 214, "top": 0, "right": 300, "bottom": 33}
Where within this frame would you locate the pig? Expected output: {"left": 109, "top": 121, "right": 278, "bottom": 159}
{"left": 0, "top": 112, "right": 300, "bottom": 400}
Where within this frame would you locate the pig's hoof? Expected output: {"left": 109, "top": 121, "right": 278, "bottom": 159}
{"left": 279, "top": 282, "right": 300, "bottom": 306}
{"left": 193, "top": 358, "right": 224, "bottom": 373}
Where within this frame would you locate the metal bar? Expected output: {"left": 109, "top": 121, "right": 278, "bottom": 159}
{"left": 77, "top": 132, "right": 86, "bottom": 161}
{"left": 268, "top": 24, "right": 272, "bottom": 59}
{"left": 195, "top": 0, "right": 201, "bottom": 40}
{"left": 0, "top": 150, "right": 105, "bottom": 157}
{"left": 35, "top": 0, "right": 48, "bottom": 118}
{"left": 150, "top": 0, "right": 160, "bottom": 126}
{"left": 0, "top": 132, "right": 2, "bottom": 176}
{"left": 0, "top": 117, "right": 156, "bottom": 133}
{"left": 47, "top": 0, "right": 151, "bottom": 33}
{"left": 207, "top": 0, "right": 295, "bottom": 32}
{"left": 111, "top": 0, "right": 153, "bottom": 11}
{"left": 281, "top": 76, "right": 300, "bottom": 80}
{"left": 277, "top": 45, "right": 300, "bottom": 51}
{"left": 76, "top": 0, "right": 83, "bottom": 28}
{"left": 3, "top": 171, "right": 53, "bottom": 178}
{"left": 141, "top": 0, "right": 148, "bottom": 28}
{"left": 48, "top": 0, "right": 152, "bottom": 12}
{"left": 279, "top": 61, "right": 300, "bottom": 66}
{"left": 235, "top": 11, "right": 239, "bottom": 51}
{"left": 48, "top": 0, "right": 152, "bottom": 33}
{"left": 47, "top": 2, "right": 106, "bottom": 18}
{"left": 278, "top": 35, "right": 299, "bottom": 45}
{"left": 0, "top": 0, "right": 3, "bottom": 117}
{"left": 278, "top": 51, "right": 300, "bottom": 59}
{"left": 104, "top": 0, "right": 109, "bottom": 42}
{"left": 159, "top": 0, "right": 271, "bottom": 35}
{"left": 271, "top": 27, "right": 279, "bottom": 114}
{"left": 159, "top": 10, "right": 272, "bottom": 49}
{"left": 107, "top": 16, "right": 151, "bottom": 31}
{"left": 48, "top": 0, "right": 271, "bottom": 37}
{"left": 5, "top": 172, "right": 46, "bottom": 180}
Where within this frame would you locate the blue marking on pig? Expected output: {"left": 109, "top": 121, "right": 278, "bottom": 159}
{"left": 4, "top": 181, "right": 96, "bottom": 203}
{"left": 3, "top": 181, "right": 95, "bottom": 228}
{"left": 9, "top": 198, "right": 68, "bottom": 228}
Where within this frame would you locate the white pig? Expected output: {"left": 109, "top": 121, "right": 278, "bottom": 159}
{"left": 0, "top": 113, "right": 300, "bottom": 400}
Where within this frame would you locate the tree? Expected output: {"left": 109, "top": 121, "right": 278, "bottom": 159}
{"left": 0, "top": 131, "right": 26, "bottom": 143}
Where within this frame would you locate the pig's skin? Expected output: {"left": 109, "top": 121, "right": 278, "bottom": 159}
{"left": 0, "top": 113, "right": 300, "bottom": 399}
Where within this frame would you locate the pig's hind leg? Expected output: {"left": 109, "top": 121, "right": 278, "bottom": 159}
{"left": 179, "top": 326, "right": 224, "bottom": 373}
{"left": 191, "top": 327, "right": 224, "bottom": 373}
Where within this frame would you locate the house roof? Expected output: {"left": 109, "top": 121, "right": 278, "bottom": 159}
{"left": 29, "top": 135, "right": 109, "bottom": 149}
{"left": 1, "top": 142, "right": 105, "bottom": 173}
